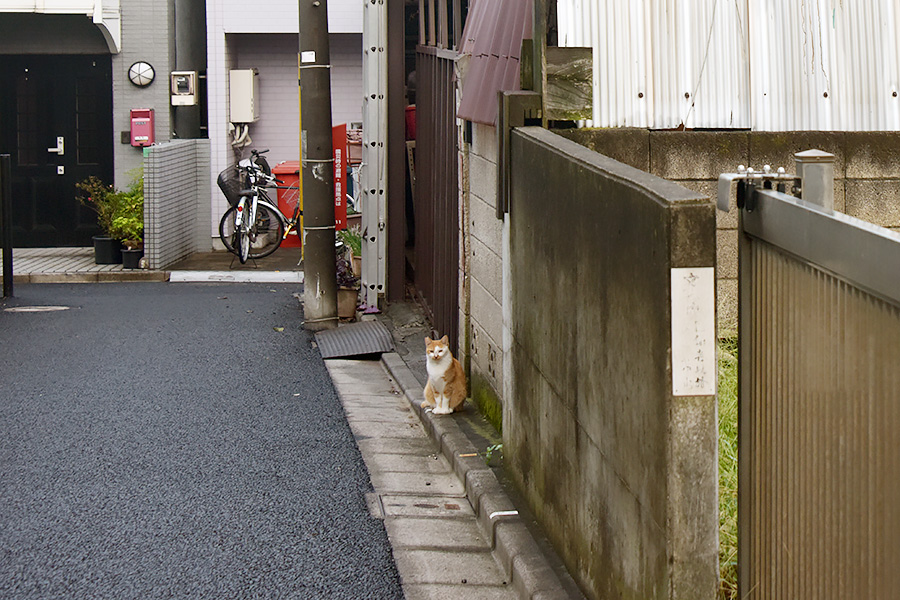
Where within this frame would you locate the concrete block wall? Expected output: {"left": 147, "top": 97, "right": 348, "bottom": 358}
{"left": 558, "top": 128, "right": 900, "bottom": 335}
{"left": 144, "top": 139, "right": 212, "bottom": 269}
{"left": 507, "top": 127, "right": 718, "bottom": 600}
{"left": 460, "top": 123, "right": 505, "bottom": 428}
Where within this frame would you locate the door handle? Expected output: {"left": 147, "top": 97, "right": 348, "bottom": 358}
{"left": 47, "top": 136, "right": 64, "bottom": 155}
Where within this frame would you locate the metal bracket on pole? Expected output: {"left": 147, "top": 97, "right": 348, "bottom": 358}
{"left": 717, "top": 165, "right": 795, "bottom": 213}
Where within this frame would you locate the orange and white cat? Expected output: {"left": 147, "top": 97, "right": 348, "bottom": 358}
{"left": 422, "top": 335, "right": 466, "bottom": 415}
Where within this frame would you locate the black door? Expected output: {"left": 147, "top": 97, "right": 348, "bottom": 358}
{"left": 0, "top": 55, "right": 113, "bottom": 247}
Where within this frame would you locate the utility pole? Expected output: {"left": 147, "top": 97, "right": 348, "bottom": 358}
{"left": 299, "top": 0, "right": 338, "bottom": 331}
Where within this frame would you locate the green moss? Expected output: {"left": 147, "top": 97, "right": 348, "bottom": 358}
{"left": 470, "top": 370, "right": 503, "bottom": 434}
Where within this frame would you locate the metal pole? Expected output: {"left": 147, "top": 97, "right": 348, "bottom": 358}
{"left": 1, "top": 154, "right": 13, "bottom": 298}
{"left": 300, "top": 0, "right": 338, "bottom": 331}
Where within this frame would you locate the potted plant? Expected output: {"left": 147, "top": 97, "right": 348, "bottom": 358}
{"left": 109, "top": 174, "right": 144, "bottom": 269}
{"left": 336, "top": 254, "right": 359, "bottom": 319}
{"left": 77, "top": 176, "right": 124, "bottom": 264}
{"left": 338, "top": 225, "right": 362, "bottom": 276}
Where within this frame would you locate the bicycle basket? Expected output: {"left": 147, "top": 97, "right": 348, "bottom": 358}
{"left": 217, "top": 167, "right": 246, "bottom": 207}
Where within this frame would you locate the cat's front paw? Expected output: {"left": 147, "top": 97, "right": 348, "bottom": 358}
{"left": 432, "top": 406, "right": 453, "bottom": 415}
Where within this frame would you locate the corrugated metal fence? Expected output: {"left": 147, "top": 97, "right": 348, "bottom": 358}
{"left": 738, "top": 188, "right": 900, "bottom": 598}
{"left": 414, "top": 46, "right": 459, "bottom": 350}
{"left": 557, "top": 0, "right": 900, "bottom": 130}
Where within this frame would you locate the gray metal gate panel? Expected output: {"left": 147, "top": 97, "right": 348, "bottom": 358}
{"left": 739, "top": 189, "right": 900, "bottom": 599}
{"left": 414, "top": 46, "right": 459, "bottom": 352}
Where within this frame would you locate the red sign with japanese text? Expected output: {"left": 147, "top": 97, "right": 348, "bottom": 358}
{"left": 332, "top": 124, "right": 348, "bottom": 230}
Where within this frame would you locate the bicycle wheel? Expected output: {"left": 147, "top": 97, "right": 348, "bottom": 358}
{"left": 247, "top": 205, "right": 285, "bottom": 259}
{"left": 219, "top": 206, "right": 240, "bottom": 254}
{"left": 219, "top": 204, "right": 284, "bottom": 260}
{"left": 237, "top": 227, "right": 250, "bottom": 263}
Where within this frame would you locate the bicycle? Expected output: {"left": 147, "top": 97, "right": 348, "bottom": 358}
{"left": 216, "top": 149, "right": 302, "bottom": 263}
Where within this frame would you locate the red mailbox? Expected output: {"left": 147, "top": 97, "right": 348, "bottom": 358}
{"left": 130, "top": 109, "right": 154, "bottom": 147}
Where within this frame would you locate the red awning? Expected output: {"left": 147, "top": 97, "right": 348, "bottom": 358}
{"left": 457, "top": 0, "right": 533, "bottom": 125}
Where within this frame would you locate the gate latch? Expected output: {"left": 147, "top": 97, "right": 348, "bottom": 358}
{"left": 717, "top": 165, "right": 795, "bottom": 213}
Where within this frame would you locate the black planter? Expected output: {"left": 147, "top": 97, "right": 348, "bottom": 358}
{"left": 93, "top": 236, "right": 122, "bottom": 264}
{"left": 121, "top": 248, "right": 144, "bottom": 269}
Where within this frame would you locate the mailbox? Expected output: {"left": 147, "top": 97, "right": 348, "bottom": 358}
{"left": 130, "top": 108, "right": 154, "bottom": 147}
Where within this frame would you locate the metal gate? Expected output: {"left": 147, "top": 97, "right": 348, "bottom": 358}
{"left": 414, "top": 46, "right": 459, "bottom": 351}
{"left": 738, "top": 186, "right": 900, "bottom": 598}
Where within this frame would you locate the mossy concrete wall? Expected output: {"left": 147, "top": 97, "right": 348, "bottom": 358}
{"left": 506, "top": 127, "right": 718, "bottom": 600}
{"left": 558, "top": 129, "right": 900, "bottom": 335}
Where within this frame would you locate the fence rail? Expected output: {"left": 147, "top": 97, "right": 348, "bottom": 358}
{"left": 414, "top": 46, "right": 459, "bottom": 350}
{"left": 739, "top": 188, "right": 900, "bottom": 599}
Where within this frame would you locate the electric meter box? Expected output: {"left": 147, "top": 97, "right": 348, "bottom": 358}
{"left": 170, "top": 71, "right": 198, "bottom": 106}
{"left": 229, "top": 69, "right": 259, "bottom": 123}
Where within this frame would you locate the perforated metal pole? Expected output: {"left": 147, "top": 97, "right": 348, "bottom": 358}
{"left": 300, "top": 0, "right": 338, "bottom": 331}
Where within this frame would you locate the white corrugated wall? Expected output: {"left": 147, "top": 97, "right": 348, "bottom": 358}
{"left": 558, "top": 0, "right": 900, "bottom": 131}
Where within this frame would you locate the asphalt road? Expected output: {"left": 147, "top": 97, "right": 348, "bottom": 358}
{"left": 0, "top": 283, "right": 403, "bottom": 599}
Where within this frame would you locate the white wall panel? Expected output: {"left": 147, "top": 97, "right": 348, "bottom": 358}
{"left": 220, "top": 0, "right": 361, "bottom": 34}
{"left": 558, "top": 0, "right": 899, "bottom": 131}
{"left": 751, "top": 0, "right": 900, "bottom": 131}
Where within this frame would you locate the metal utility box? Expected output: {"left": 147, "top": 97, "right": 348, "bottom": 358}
{"left": 130, "top": 108, "right": 154, "bottom": 147}
{"left": 170, "top": 71, "right": 198, "bottom": 106}
{"left": 229, "top": 69, "right": 259, "bottom": 123}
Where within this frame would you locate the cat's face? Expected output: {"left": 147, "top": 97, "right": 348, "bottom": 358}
{"left": 425, "top": 335, "right": 450, "bottom": 361}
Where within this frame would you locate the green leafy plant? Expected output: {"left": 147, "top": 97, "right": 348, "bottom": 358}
{"left": 484, "top": 443, "right": 503, "bottom": 465}
{"left": 718, "top": 337, "right": 738, "bottom": 600}
{"left": 77, "top": 170, "right": 143, "bottom": 247}
{"left": 338, "top": 225, "right": 362, "bottom": 257}
{"left": 77, "top": 176, "right": 122, "bottom": 237}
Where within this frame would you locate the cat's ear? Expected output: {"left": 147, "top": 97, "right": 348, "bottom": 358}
{"left": 440, "top": 335, "right": 449, "bottom": 344}
{"left": 425, "top": 337, "right": 433, "bottom": 345}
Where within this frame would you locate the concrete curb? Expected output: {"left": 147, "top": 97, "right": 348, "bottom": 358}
{"left": 12, "top": 271, "right": 170, "bottom": 284}
{"left": 381, "top": 352, "right": 572, "bottom": 600}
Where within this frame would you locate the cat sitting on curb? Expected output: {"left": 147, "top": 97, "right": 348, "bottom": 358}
{"left": 422, "top": 335, "right": 466, "bottom": 415}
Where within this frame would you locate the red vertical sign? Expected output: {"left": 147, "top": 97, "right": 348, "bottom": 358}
{"left": 332, "top": 124, "right": 348, "bottom": 230}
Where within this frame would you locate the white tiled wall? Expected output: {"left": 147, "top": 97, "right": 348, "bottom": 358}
{"left": 144, "top": 140, "right": 212, "bottom": 268}
{"left": 219, "top": 0, "right": 361, "bottom": 34}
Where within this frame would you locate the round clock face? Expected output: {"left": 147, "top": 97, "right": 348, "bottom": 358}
{"left": 128, "top": 62, "right": 155, "bottom": 87}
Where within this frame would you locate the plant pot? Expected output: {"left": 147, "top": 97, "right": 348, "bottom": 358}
{"left": 337, "top": 287, "right": 359, "bottom": 319}
{"left": 93, "top": 236, "right": 122, "bottom": 265}
{"left": 121, "top": 248, "right": 144, "bottom": 269}
{"left": 351, "top": 255, "right": 362, "bottom": 276}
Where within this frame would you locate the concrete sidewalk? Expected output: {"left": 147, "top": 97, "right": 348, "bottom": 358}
{"left": 326, "top": 353, "right": 579, "bottom": 600}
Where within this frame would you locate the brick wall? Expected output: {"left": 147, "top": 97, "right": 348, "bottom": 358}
{"left": 144, "top": 139, "right": 212, "bottom": 268}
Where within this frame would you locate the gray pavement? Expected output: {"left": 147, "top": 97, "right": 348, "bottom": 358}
{"left": 327, "top": 358, "right": 517, "bottom": 600}
{"left": 0, "top": 283, "right": 402, "bottom": 599}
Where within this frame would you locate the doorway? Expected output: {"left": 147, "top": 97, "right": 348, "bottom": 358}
{"left": 0, "top": 55, "right": 113, "bottom": 247}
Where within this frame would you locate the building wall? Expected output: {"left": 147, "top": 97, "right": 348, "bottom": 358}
{"left": 208, "top": 0, "right": 364, "bottom": 237}
{"left": 112, "top": 0, "right": 175, "bottom": 188}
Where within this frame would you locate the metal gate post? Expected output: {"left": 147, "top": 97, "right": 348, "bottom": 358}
{"left": 794, "top": 149, "right": 835, "bottom": 212}
{"left": 1, "top": 154, "right": 12, "bottom": 298}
